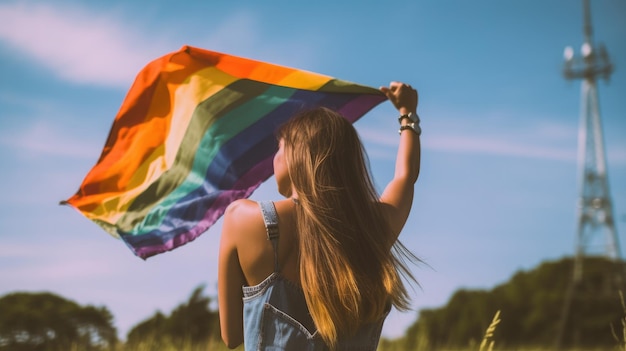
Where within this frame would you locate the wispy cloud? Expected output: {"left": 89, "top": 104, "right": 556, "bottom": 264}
{"left": 0, "top": 2, "right": 319, "bottom": 89}
{"left": 196, "top": 10, "right": 319, "bottom": 71}
{"left": 0, "top": 244, "right": 118, "bottom": 281}
{"left": 360, "top": 115, "right": 626, "bottom": 165}
{"left": 0, "top": 119, "right": 100, "bottom": 159}
{"left": 359, "top": 113, "right": 580, "bottom": 162}
{"left": 424, "top": 134, "right": 575, "bottom": 161}
{"left": 0, "top": 2, "right": 167, "bottom": 88}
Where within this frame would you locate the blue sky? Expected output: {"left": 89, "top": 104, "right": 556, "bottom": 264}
{"left": 1, "top": 0, "right": 625, "bottom": 340}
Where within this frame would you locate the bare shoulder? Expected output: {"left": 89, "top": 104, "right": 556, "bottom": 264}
{"left": 222, "top": 199, "right": 265, "bottom": 242}
{"left": 225, "top": 198, "right": 260, "bottom": 217}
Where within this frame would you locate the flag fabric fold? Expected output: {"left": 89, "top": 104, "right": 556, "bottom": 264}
{"left": 63, "top": 45, "right": 387, "bottom": 259}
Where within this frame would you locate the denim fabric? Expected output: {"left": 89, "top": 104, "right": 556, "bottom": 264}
{"left": 242, "top": 201, "right": 388, "bottom": 351}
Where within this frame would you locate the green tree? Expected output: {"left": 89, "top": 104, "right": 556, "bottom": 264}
{"left": 399, "top": 257, "right": 626, "bottom": 349}
{"left": 166, "top": 285, "right": 217, "bottom": 345}
{"left": 0, "top": 292, "right": 117, "bottom": 351}
{"left": 125, "top": 312, "right": 169, "bottom": 349}
{"left": 126, "top": 285, "right": 220, "bottom": 348}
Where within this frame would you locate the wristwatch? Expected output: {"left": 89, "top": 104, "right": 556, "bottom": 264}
{"left": 398, "top": 112, "right": 421, "bottom": 136}
{"left": 399, "top": 123, "right": 422, "bottom": 136}
{"left": 398, "top": 112, "right": 419, "bottom": 124}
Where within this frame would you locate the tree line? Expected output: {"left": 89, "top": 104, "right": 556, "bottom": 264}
{"left": 391, "top": 257, "right": 626, "bottom": 350}
{"left": 0, "top": 285, "right": 220, "bottom": 351}
{"left": 1, "top": 257, "right": 624, "bottom": 350}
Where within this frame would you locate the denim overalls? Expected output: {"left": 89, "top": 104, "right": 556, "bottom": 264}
{"left": 242, "top": 201, "right": 388, "bottom": 351}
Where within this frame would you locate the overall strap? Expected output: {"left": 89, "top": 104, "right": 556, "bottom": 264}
{"left": 258, "top": 201, "right": 280, "bottom": 272}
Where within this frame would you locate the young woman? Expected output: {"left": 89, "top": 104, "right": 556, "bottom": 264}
{"left": 218, "top": 81, "right": 421, "bottom": 350}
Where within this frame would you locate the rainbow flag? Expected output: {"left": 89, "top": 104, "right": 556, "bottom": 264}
{"left": 62, "top": 46, "right": 387, "bottom": 259}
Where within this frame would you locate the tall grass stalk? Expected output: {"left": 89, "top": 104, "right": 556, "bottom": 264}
{"left": 479, "top": 310, "right": 501, "bottom": 351}
{"left": 611, "top": 291, "right": 626, "bottom": 351}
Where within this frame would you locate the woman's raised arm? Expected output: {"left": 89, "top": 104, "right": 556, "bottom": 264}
{"left": 379, "top": 82, "right": 421, "bottom": 238}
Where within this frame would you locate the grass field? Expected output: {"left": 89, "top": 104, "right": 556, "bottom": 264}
{"left": 104, "top": 295, "right": 626, "bottom": 351}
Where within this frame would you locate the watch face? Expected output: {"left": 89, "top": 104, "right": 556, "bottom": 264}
{"left": 408, "top": 112, "right": 419, "bottom": 123}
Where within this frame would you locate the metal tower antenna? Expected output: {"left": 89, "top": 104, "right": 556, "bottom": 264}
{"left": 562, "top": 0, "right": 621, "bottom": 281}
{"left": 554, "top": 1, "right": 623, "bottom": 348}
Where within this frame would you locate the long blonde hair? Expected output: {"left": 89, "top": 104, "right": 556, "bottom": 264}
{"left": 277, "top": 107, "right": 417, "bottom": 347}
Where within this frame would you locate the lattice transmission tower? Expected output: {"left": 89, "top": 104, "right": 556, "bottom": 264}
{"left": 554, "top": 0, "right": 623, "bottom": 348}
{"left": 562, "top": 0, "right": 621, "bottom": 281}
